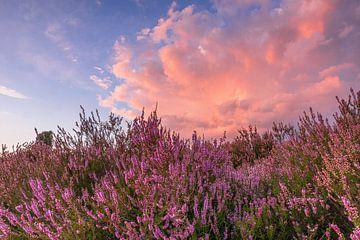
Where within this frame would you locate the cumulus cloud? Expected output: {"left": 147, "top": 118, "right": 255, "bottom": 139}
{"left": 100, "top": 0, "right": 360, "bottom": 138}
{"left": 0, "top": 85, "right": 27, "bottom": 99}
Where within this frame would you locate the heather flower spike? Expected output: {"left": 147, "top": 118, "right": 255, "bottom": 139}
{"left": 0, "top": 89, "right": 359, "bottom": 239}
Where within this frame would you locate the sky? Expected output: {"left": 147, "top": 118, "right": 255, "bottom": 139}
{"left": 0, "top": 0, "right": 359, "bottom": 147}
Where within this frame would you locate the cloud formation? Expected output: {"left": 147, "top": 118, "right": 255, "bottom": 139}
{"left": 0, "top": 85, "right": 27, "bottom": 99}
{"left": 90, "top": 75, "right": 111, "bottom": 89}
{"left": 45, "top": 20, "right": 79, "bottom": 63}
{"left": 100, "top": 0, "right": 360, "bottom": 137}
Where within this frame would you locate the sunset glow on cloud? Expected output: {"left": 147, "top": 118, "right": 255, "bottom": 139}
{"left": 99, "top": 0, "right": 360, "bottom": 137}
{"left": 0, "top": 0, "right": 359, "bottom": 146}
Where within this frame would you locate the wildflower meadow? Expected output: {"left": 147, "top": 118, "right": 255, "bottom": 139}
{"left": 0, "top": 89, "right": 359, "bottom": 239}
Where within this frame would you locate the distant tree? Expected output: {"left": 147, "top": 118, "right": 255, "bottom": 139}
{"left": 35, "top": 128, "right": 53, "bottom": 146}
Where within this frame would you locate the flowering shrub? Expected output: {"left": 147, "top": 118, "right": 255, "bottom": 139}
{"left": 0, "top": 89, "right": 359, "bottom": 239}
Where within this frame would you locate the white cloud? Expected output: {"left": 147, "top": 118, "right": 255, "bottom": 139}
{"left": 94, "top": 66, "right": 105, "bottom": 74}
{"left": 0, "top": 85, "right": 27, "bottom": 99}
{"left": 90, "top": 75, "right": 111, "bottom": 89}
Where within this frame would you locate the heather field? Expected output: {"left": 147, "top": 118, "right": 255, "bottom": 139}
{"left": 0, "top": 89, "right": 359, "bottom": 240}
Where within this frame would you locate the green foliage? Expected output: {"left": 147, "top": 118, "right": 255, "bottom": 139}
{"left": 35, "top": 129, "right": 54, "bottom": 146}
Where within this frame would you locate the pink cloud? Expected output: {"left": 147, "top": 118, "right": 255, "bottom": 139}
{"left": 100, "top": 0, "right": 360, "bottom": 138}
{"left": 312, "top": 76, "right": 342, "bottom": 94}
{"left": 319, "top": 63, "right": 354, "bottom": 78}
{"left": 338, "top": 25, "right": 354, "bottom": 38}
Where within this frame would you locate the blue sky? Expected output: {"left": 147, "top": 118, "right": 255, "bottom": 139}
{"left": 1, "top": 0, "right": 359, "bottom": 147}
{"left": 0, "top": 0, "right": 209, "bottom": 147}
